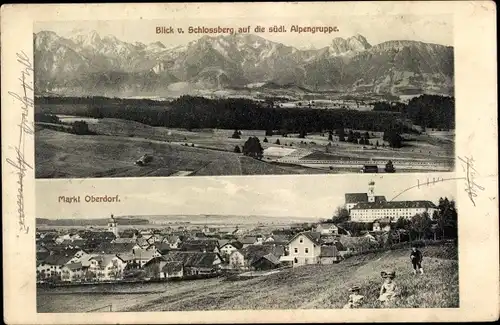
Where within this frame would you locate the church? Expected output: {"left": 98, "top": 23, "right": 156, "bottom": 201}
{"left": 345, "top": 181, "right": 438, "bottom": 223}
{"left": 108, "top": 215, "right": 119, "bottom": 238}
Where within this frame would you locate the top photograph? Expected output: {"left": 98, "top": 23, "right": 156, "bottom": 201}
{"left": 34, "top": 16, "right": 455, "bottom": 178}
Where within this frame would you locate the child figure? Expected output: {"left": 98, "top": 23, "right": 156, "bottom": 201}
{"left": 378, "top": 271, "right": 399, "bottom": 304}
{"left": 343, "top": 285, "right": 364, "bottom": 309}
{"left": 410, "top": 246, "right": 424, "bottom": 275}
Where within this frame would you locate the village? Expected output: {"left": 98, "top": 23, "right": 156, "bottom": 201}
{"left": 36, "top": 181, "right": 455, "bottom": 285}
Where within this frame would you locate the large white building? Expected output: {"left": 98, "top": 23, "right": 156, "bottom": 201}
{"left": 347, "top": 181, "right": 438, "bottom": 223}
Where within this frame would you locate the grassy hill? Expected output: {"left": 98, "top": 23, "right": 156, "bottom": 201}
{"left": 123, "top": 245, "right": 458, "bottom": 311}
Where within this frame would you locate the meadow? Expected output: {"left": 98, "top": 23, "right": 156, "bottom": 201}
{"left": 38, "top": 244, "right": 457, "bottom": 312}
{"left": 35, "top": 115, "right": 454, "bottom": 178}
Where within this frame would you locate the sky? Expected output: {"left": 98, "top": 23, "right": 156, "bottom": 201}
{"left": 34, "top": 14, "right": 453, "bottom": 49}
{"left": 36, "top": 173, "right": 457, "bottom": 220}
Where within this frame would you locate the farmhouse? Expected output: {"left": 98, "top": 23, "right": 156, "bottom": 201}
{"left": 229, "top": 245, "right": 284, "bottom": 270}
{"left": 61, "top": 262, "right": 84, "bottom": 282}
{"left": 163, "top": 251, "right": 223, "bottom": 276}
{"left": 88, "top": 254, "right": 128, "bottom": 280}
{"left": 286, "top": 232, "right": 322, "bottom": 267}
{"left": 316, "top": 223, "right": 339, "bottom": 235}
{"left": 319, "top": 246, "right": 342, "bottom": 264}
{"left": 220, "top": 241, "right": 243, "bottom": 259}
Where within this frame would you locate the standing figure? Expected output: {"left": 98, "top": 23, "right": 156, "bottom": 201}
{"left": 343, "top": 286, "right": 364, "bottom": 309}
{"left": 410, "top": 246, "right": 423, "bottom": 274}
{"left": 378, "top": 271, "right": 399, "bottom": 304}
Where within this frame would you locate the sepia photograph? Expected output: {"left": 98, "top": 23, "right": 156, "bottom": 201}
{"left": 34, "top": 16, "right": 455, "bottom": 178}
{"left": 35, "top": 174, "right": 458, "bottom": 312}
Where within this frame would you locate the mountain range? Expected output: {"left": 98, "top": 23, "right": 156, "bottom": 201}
{"left": 34, "top": 30, "right": 454, "bottom": 97}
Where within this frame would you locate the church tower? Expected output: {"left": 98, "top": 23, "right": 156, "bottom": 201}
{"left": 368, "top": 180, "right": 375, "bottom": 203}
{"left": 108, "top": 214, "right": 119, "bottom": 238}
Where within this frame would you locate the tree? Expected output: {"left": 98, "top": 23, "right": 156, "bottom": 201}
{"left": 231, "top": 129, "right": 241, "bottom": 139}
{"left": 411, "top": 212, "right": 432, "bottom": 240}
{"left": 265, "top": 129, "right": 273, "bottom": 136}
{"left": 275, "top": 139, "right": 281, "bottom": 145}
{"left": 376, "top": 140, "right": 380, "bottom": 147}
{"left": 299, "top": 130, "right": 307, "bottom": 138}
{"left": 434, "top": 197, "right": 458, "bottom": 239}
{"left": 383, "top": 130, "right": 403, "bottom": 148}
{"left": 234, "top": 145, "right": 241, "bottom": 153}
{"left": 72, "top": 121, "right": 91, "bottom": 135}
{"left": 332, "top": 207, "right": 350, "bottom": 223}
{"left": 242, "top": 137, "right": 264, "bottom": 159}
{"left": 263, "top": 137, "right": 268, "bottom": 143}
{"left": 328, "top": 131, "right": 333, "bottom": 141}
{"left": 385, "top": 160, "right": 396, "bottom": 173}
{"left": 336, "top": 128, "right": 345, "bottom": 141}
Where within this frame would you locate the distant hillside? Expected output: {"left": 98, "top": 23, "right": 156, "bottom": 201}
{"left": 36, "top": 217, "right": 149, "bottom": 227}
{"left": 34, "top": 31, "right": 454, "bottom": 97}
{"left": 36, "top": 215, "right": 318, "bottom": 227}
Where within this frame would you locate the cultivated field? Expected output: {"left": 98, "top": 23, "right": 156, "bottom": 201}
{"left": 35, "top": 116, "right": 454, "bottom": 178}
{"left": 37, "top": 245, "right": 458, "bottom": 312}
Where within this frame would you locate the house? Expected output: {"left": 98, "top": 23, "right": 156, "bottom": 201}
{"left": 36, "top": 252, "right": 75, "bottom": 281}
{"left": 316, "top": 223, "right": 339, "bottom": 235}
{"left": 88, "top": 254, "right": 128, "bottom": 281}
{"left": 161, "top": 261, "right": 184, "bottom": 279}
{"left": 286, "top": 232, "right": 323, "bottom": 267}
{"left": 61, "top": 262, "right": 84, "bottom": 282}
{"left": 319, "top": 246, "right": 342, "bottom": 264}
{"left": 93, "top": 242, "right": 135, "bottom": 255}
{"left": 229, "top": 245, "right": 284, "bottom": 270}
{"left": 153, "top": 242, "right": 173, "bottom": 255}
{"left": 264, "top": 235, "right": 290, "bottom": 245}
{"left": 132, "top": 247, "right": 162, "bottom": 266}
{"left": 219, "top": 241, "right": 243, "bottom": 260}
{"left": 251, "top": 253, "right": 281, "bottom": 271}
{"left": 239, "top": 236, "right": 258, "bottom": 248}
{"left": 166, "top": 235, "right": 182, "bottom": 249}
{"left": 179, "top": 239, "right": 220, "bottom": 253}
{"left": 112, "top": 237, "right": 137, "bottom": 244}
{"left": 162, "top": 251, "right": 223, "bottom": 276}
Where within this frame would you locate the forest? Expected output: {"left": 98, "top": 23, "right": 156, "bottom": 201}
{"left": 35, "top": 94, "right": 454, "bottom": 134}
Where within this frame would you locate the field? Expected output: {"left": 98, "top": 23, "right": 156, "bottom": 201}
{"left": 35, "top": 115, "right": 454, "bottom": 178}
{"left": 37, "top": 245, "right": 458, "bottom": 312}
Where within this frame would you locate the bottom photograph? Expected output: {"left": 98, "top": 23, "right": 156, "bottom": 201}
{"left": 36, "top": 174, "right": 458, "bottom": 312}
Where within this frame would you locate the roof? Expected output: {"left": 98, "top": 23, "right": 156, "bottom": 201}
{"left": 90, "top": 254, "right": 120, "bottom": 266}
{"left": 239, "top": 236, "right": 257, "bottom": 245}
{"left": 93, "top": 242, "right": 135, "bottom": 254}
{"left": 161, "top": 261, "right": 183, "bottom": 274}
{"left": 238, "top": 245, "right": 283, "bottom": 265}
{"left": 267, "top": 235, "right": 290, "bottom": 243}
{"left": 289, "top": 232, "right": 322, "bottom": 245}
{"left": 113, "top": 238, "right": 136, "bottom": 244}
{"left": 261, "top": 253, "right": 281, "bottom": 265}
{"left": 317, "top": 223, "right": 338, "bottom": 230}
{"left": 179, "top": 240, "right": 218, "bottom": 252}
{"left": 162, "top": 251, "right": 220, "bottom": 268}
{"left": 221, "top": 241, "right": 243, "bottom": 250}
{"left": 351, "top": 200, "right": 437, "bottom": 210}
{"left": 320, "top": 246, "right": 340, "bottom": 258}
{"left": 133, "top": 247, "right": 160, "bottom": 260}
{"left": 64, "top": 262, "right": 83, "bottom": 270}
{"left": 345, "top": 193, "right": 368, "bottom": 204}
{"left": 154, "top": 242, "right": 172, "bottom": 252}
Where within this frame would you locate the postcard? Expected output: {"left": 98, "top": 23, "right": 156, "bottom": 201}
{"left": 1, "top": 2, "right": 498, "bottom": 324}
